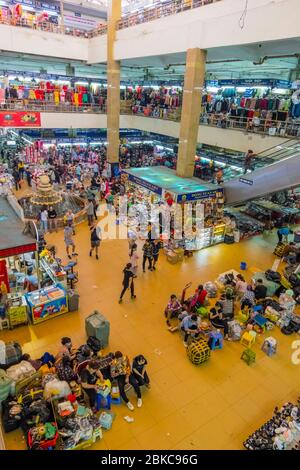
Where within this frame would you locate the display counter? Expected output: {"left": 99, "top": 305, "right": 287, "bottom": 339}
{"left": 6, "top": 293, "right": 28, "bottom": 328}
{"left": 39, "top": 257, "right": 67, "bottom": 289}
{"left": 25, "top": 283, "right": 68, "bottom": 325}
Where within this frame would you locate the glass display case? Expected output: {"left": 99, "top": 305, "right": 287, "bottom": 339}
{"left": 25, "top": 283, "right": 68, "bottom": 325}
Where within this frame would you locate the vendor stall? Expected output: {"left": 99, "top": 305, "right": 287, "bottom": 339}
{"left": 25, "top": 283, "right": 68, "bottom": 325}
{"left": 121, "top": 167, "right": 225, "bottom": 252}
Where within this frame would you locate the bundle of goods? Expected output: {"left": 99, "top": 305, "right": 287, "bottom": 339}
{"left": 0, "top": 369, "right": 13, "bottom": 409}
{"left": 228, "top": 320, "right": 243, "bottom": 341}
{"left": 27, "top": 422, "right": 58, "bottom": 450}
{"left": 244, "top": 403, "right": 300, "bottom": 450}
{"left": 187, "top": 339, "right": 211, "bottom": 365}
{"left": 273, "top": 242, "right": 287, "bottom": 258}
{"left": 203, "top": 281, "right": 218, "bottom": 298}
{"left": 0, "top": 341, "right": 22, "bottom": 370}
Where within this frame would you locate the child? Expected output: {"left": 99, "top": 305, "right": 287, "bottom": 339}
{"left": 132, "top": 355, "right": 150, "bottom": 388}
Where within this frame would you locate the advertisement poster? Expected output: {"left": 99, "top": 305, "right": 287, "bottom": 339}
{"left": 31, "top": 296, "right": 68, "bottom": 324}
{"left": 0, "top": 111, "right": 41, "bottom": 127}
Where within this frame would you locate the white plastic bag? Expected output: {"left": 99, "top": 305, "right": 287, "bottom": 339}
{"left": 6, "top": 361, "right": 36, "bottom": 382}
{"left": 44, "top": 379, "right": 71, "bottom": 400}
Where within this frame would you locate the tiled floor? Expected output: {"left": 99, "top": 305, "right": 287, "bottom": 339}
{"left": 1, "top": 200, "right": 300, "bottom": 450}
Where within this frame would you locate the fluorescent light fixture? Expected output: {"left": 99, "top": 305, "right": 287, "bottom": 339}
{"left": 272, "top": 88, "right": 289, "bottom": 94}
{"left": 55, "top": 80, "right": 71, "bottom": 84}
{"left": 75, "top": 81, "right": 89, "bottom": 85}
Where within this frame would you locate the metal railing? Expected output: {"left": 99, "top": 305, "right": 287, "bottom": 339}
{"left": 0, "top": 1, "right": 220, "bottom": 38}
{"left": 1, "top": 100, "right": 299, "bottom": 139}
{"left": 117, "top": 0, "right": 221, "bottom": 30}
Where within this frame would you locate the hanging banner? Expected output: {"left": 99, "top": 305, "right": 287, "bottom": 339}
{"left": 0, "top": 111, "right": 41, "bottom": 127}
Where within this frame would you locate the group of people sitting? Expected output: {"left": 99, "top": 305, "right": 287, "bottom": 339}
{"left": 23, "top": 336, "right": 150, "bottom": 413}
{"left": 164, "top": 274, "right": 269, "bottom": 347}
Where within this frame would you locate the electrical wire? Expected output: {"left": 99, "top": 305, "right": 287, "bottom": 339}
{"left": 239, "top": 0, "right": 248, "bottom": 29}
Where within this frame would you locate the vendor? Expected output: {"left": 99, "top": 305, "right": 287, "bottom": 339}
{"left": 23, "top": 267, "right": 38, "bottom": 292}
{"left": 80, "top": 360, "right": 104, "bottom": 409}
{"left": 180, "top": 314, "right": 199, "bottom": 347}
{"left": 253, "top": 278, "right": 267, "bottom": 301}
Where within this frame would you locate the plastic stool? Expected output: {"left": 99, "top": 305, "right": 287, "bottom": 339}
{"left": 111, "top": 396, "right": 121, "bottom": 405}
{"left": 209, "top": 330, "right": 223, "bottom": 350}
{"left": 67, "top": 261, "right": 77, "bottom": 273}
{"left": 67, "top": 273, "right": 76, "bottom": 289}
{"left": 0, "top": 318, "right": 9, "bottom": 330}
{"left": 261, "top": 337, "right": 277, "bottom": 357}
{"left": 240, "top": 330, "right": 257, "bottom": 348}
{"left": 240, "top": 262, "right": 247, "bottom": 270}
{"left": 96, "top": 393, "right": 111, "bottom": 411}
{"left": 241, "top": 348, "right": 256, "bottom": 365}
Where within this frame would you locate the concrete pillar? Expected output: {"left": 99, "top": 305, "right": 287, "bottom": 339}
{"left": 107, "top": 0, "right": 121, "bottom": 164}
{"left": 176, "top": 48, "right": 207, "bottom": 178}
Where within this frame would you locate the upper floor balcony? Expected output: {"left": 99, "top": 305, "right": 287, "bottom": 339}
{"left": 1, "top": 0, "right": 299, "bottom": 65}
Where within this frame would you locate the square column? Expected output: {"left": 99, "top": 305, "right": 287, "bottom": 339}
{"left": 176, "top": 48, "right": 207, "bottom": 178}
{"left": 107, "top": 0, "right": 121, "bottom": 163}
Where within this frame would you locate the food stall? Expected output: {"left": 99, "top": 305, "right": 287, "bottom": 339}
{"left": 121, "top": 167, "right": 225, "bottom": 253}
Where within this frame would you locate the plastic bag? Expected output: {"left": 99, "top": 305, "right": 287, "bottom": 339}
{"left": 43, "top": 379, "right": 71, "bottom": 401}
{"left": 6, "top": 361, "right": 36, "bottom": 382}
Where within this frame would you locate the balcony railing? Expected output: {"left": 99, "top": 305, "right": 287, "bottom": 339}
{"left": 117, "top": 0, "right": 221, "bottom": 30}
{"left": 0, "top": 1, "right": 220, "bottom": 38}
{"left": 1, "top": 101, "right": 299, "bottom": 139}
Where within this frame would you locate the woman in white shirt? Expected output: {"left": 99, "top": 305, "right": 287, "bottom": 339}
{"left": 129, "top": 243, "right": 139, "bottom": 277}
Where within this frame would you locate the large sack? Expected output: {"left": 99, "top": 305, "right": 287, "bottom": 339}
{"left": 43, "top": 379, "right": 71, "bottom": 401}
{"left": 6, "top": 361, "right": 36, "bottom": 383}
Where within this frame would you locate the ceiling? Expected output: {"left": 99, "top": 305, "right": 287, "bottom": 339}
{"left": 1, "top": 38, "right": 299, "bottom": 83}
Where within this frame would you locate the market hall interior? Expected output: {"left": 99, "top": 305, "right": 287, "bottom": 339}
{"left": 0, "top": 0, "right": 300, "bottom": 452}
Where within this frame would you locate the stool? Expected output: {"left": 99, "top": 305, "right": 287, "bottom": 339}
{"left": 240, "top": 262, "right": 247, "bottom": 270}
{"left": 261, "top": 337, "right": 277, "bottom": 357}
{"left": 67, "top": 261, "right": 77, "bottom": 274}
{"left": 241, "top": 348, "right": 256, "bottom": 365}
{"left": 240, "top": 330, "right": 257, "bottom": 348}
{"left": 96, "top": 393, "right": 111, "bottom": 411}
{"left": 253, "top": 314, "right": 268, "bottom": 333}
{"left": 0, "top": 318, "right": 9, "bottom": 330}
{"left": 209, "top": 330, "right": 223, "bottom": 350}
{"left": 67, "top": 273, "right": 77, "bottom": 289}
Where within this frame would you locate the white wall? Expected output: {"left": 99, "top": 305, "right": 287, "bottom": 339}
{"left": 115, "top": 0, "right": 300, "bottom": 61}
{"left": 0, "top": 24, "right": 88, "bottom": 61}
{"left": 88, "top": 35, "right": 107, "bottom": 64}
{"left": 38, "top": 112, "right": 289, "bottom": 153}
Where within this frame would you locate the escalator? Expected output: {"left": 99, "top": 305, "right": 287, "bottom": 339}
{"left": 223, "top": 139, "right": 300, "bottom": 205}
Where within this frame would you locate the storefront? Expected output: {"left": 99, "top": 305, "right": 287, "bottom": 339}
{"left": 0, "top": 195, "right": 71, "bottom": 328}
{"left": 121, "top": 166, "right": 225, "bottom": 252}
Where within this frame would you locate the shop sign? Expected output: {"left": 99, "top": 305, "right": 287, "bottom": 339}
{"left": 0, "top": 111, "right": 41, "bottom": 127}
{"left": 0, "top": 243, "right": 37, "bottom": 258}
{"left": 125, "top": 173, "right": 162, "bottom": 196}
{"left": 274, "top": 79, "right": 291, "bottom": 89}
{"left": 177, "top": 188, "right": 223, "bottom": 202}
{"left": 239, "top": 177, "right": 253, "bottom": 186}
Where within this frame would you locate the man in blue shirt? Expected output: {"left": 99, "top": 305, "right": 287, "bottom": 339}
{"left": 277, "top": 227, "right": 293, "bottom": 243}
{"left": 24, "top": 268, "right": 38, "bottom": 292}
{"left": 180, "top": 314, "right": 199, "bottom": 347}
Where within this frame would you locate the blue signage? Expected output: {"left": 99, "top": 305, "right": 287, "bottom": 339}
{"left": 177, "top": 188, "right": 223, "bottom": 202}
{"left": 125, "top": 173, "right": 162, "bottom": 196}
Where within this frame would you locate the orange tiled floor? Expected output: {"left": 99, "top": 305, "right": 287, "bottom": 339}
{"left": 1, "top": 206, "right": 300, "bottom": 450}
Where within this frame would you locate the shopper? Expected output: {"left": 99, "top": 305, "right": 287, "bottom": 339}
{"left": 25, "top": 168, "right": 32, "bottom": 187}
{"left": 132, "top": 355, "right": 150, "bottom": 388}
{"left": 209, "top": 308, "right": 230, "bottom": 340}
{"left": 254, "top": 278, "right": 267, "bottom": 301}
{"left": 119, "top": 263, "right": 136, "bottom": 303}
{"left": 151, "top": 239, "right": 162, "bottom": 270}
{"left": 142, "top": 240, "right": 153, "bottom": 272}
{"left": 277, "top": 226, "right": 293, "bottom": 244}
{"left": 164, "top": 294, "right": 182, "bottom": 326}
{"left": 190, "top": 285, "right": 208, "bottom": 311}
{"left": 23, "top": 267, "right": 38, "bottom": 292}
{"left": 129, "top": 243, "right": 139, "bottom": 276}
{"left": 80, "top": 360, "right": 104, "bottom": 409}
{"left": 241, "top": 285, "right": 255, "bottom": 310}
{"left": 40, "top": 207, "right": 48, "bottom": 233}
{"left": 55, "top": 336, "right": 76, "bottom": 365}
{"left": 89, "top": 222, "right": 102, "bottom": 260}
{"left": 12, "top": 168, "right": 21, "bottom": 191}
{"left": 64, "top": 222, "right": 77, "bottom": 259}
{"left": 64, "top": 210, "right": 75, "bottom": 234}
{"left": 243, "top": 150, "right": 256, "bottom": 174}
{"left": 216, "top": 291, "right": 235, "bottom": 320}
{"left": 180, "top": 314, "right": 200, "bottom": 347}
{"left": 18, "top": 160, "right": 25, "bottom": 179}
{"left": 48, "top": 206, "right": 58, "bottom": 232}
{"left": 87, "top": 200, "right": 94, "bottom": 226}
{"left": 235, "top": 274, "right": 248, "bottom": 300}
{"left": 110, "top": 351, "right": 142, "bottom": 410}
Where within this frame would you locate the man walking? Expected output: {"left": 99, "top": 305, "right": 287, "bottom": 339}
{"left": 64, "top": 222, "right": 77, "bottom": 259}
{"left": 89, "top": 222, "right": 101, "bottom": 260}
{"left": 142, "top": 240, "right": 153, "bottom": 272}
{"left": 119, "top": 263, "right": 136, "bottom": 303}
{"left": 243, "top": 149, "right": 256, "bottom": 174}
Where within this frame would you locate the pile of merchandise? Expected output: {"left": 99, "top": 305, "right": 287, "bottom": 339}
{"left": 244, "top": 402, "right": 300, "bottom": 450}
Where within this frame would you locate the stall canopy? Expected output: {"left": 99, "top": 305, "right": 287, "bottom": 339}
{"left": 122, "top": 166, "right": 223, "bottom": 202}
{"left": 0, "top": 198, "right": 37, "bottom": 258}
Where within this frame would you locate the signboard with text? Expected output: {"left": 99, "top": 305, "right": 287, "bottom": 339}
{"left": 0, "top": 112, "right": 41, "bottom": 127}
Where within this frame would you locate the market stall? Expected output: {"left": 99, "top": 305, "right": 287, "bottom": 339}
{"left": 121, "top": 166, "right": 225, "bottom": 253}
{"left": 25, "top": 283, "right": 68, "bottom": 325}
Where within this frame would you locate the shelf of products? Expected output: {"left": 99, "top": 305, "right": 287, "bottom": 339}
{"left": 6, "top": 293, "right": 28, "bottom": 328}
{"left": 224, "top": 209, "right": 265, "bottom": 239}
{"left": 39, "top": 257, "right": 67, "bottom": 289}
{"left": 25, "top": 283, "right": 68, "bottom": 325}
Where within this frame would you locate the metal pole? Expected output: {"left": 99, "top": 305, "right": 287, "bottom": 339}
{"left": 60, "top": 0, "right": 65, "bottom": 33}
